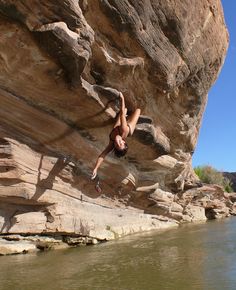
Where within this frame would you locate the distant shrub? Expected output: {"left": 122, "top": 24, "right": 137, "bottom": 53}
{"left": 194, "top": 165, "right": 233, "bottom": 193}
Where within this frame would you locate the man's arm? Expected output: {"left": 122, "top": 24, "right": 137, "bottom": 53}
{"left": 91, "top": 141, "right": 113, "bottom": 179}
{"left": 119, "top": 93, "right": 129, "bottom": 132}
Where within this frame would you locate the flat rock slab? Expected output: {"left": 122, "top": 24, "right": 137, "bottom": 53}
{"left": 0, "top": 239, "right": 37, "bottom": 255}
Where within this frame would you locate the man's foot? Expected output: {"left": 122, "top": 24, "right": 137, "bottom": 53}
{"left": 95, "top": 179, "right": 102, "bottom": 193}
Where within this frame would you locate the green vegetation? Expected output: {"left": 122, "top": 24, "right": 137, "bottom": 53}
{"left": 194, "top": 165, "right": 233, "bottom": 193}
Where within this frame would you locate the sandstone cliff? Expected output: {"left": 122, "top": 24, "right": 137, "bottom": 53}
{"left": 0, "top": 0, "right": 231, "bottom": 243}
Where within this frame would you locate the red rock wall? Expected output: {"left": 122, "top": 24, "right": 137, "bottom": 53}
{"left": 0, "top": 0, "right": 229, "bottom": 238}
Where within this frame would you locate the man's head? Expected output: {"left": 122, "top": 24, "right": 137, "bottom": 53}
{"left": 113, "top": 135, "right": 128, "bottom": 157}
{"left": 113, "top": 143, "right": 128, "bottom": 158}
{"left": 114, "top": 135, "right": 126, "bottom": 150}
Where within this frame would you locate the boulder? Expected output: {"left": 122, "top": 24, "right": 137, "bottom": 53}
{"left": 183, "top": 205, "right": 207, "bottom": 222}
{"left": 228, "top": 193, "right": 236, "bottom": 203}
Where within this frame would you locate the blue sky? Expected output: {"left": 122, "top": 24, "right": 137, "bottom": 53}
{"left": 192, "top": 0, "right": 236, "bottom": 172}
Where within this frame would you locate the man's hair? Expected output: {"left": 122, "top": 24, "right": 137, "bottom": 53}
{"left": 113, "top": 143, "right": 128, "bottom": 158}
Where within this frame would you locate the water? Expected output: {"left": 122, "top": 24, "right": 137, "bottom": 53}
{"left": 1, "top": 218, "right": 236, "bottom": 290}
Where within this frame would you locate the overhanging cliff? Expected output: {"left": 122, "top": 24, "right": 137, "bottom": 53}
{"left": 0, "top": 0, "right": 229, "bottom": 240}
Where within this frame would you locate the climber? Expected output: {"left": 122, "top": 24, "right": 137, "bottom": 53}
{"left": 91, "top": 92, "right": 141, "bottom": 180}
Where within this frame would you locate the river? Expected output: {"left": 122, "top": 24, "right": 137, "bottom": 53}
{"left": 1, "top": 218, "right": 236, "bottom": 290}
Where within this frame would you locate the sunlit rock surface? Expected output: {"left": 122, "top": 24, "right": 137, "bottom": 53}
{"left": 0, "top": 0, "right": 230, "bottom": 240}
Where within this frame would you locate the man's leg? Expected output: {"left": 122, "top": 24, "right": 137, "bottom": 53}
{"left": 113, "top": 108, "right": 128, "bottom": 128}
{"left": 127, "top": 108, "right": 141, "bottom": 135}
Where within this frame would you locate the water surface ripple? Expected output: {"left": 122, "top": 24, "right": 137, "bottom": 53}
{"left": 1, "top": 218, "right": 236, "bottom": 290}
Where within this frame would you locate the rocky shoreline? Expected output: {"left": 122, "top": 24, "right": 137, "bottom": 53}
{"left": 1, "top": 183, "right": 236, "bottom": 256}
{"left": 0, "top": 211, "right": 179, "bottom": 256}
{"left": 0, "top": 234, "right": 100, "bottom": 256}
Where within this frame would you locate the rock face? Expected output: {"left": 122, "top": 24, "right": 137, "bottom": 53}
{"left": 0, "top": 0, "right": 230, "bottom": 241}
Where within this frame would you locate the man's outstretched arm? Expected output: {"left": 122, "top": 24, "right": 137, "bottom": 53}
{"left": 91, "top": 141, "right": 113, "bottom": 179}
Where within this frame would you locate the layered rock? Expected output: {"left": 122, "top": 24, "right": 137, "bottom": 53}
{"left": 0, "top": 0, "right": 230, "bottom": 244}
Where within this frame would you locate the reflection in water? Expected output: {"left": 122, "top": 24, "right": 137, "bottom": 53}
{"left": 1, "top": 218, "right": 236, "bottom": 290}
